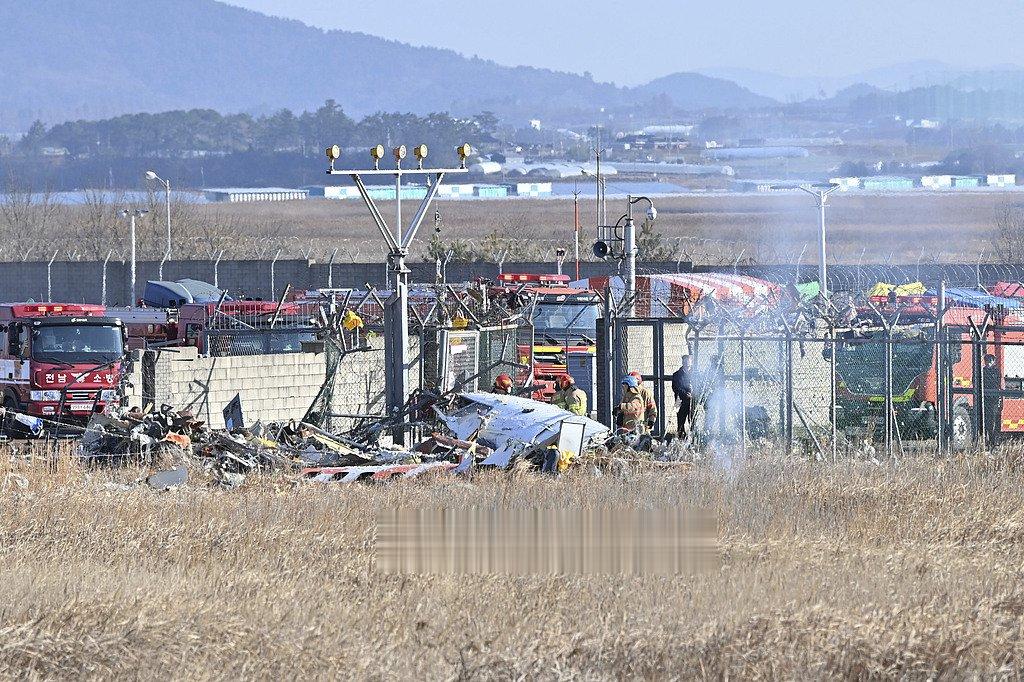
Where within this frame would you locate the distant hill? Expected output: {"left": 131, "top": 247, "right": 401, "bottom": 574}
{"left": 0, "top": 0, "right": 770, "bottom": 133}
{"left": 701, "top": 60, "right": 1024, "bottom": 104}
{"left": 849, "top": 84, "right": 1024, "bottom": 122}
{"left": 634, "top": 72, "right": 775, "bottom": 111}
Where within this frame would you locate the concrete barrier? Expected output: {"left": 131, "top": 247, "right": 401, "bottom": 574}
{"left": 124, "top": 337, "right": 404, "bottom": 430}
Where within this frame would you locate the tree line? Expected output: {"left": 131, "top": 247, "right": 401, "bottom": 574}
{"left": 9, "top": 102, "right": 497, "bottom": 161}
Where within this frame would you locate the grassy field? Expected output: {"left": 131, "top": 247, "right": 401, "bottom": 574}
{"left": 3, "top": 451, "right": 1024, "bottom": 678}
{"left": 7, "top": 190, "right": 1020, "bottom": 265}
{"left": 195, "top": 190, "right": 1020, "bottom": 264}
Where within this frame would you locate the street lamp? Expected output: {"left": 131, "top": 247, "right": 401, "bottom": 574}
{"left": 624, "top": 195, "right": 656, "bottom": 316}
{"left": 144, "top": 170, "right": 172, "bottom": 279}
{"left": 121, "top": 208, "right": 149, "bottom": 306}
{"left": 773, "top": 182, "right": 840, "bottom": 299}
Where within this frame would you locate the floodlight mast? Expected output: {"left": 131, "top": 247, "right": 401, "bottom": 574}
{"left": 326, "top": 143, "right": 469, "bottom": 445}
{"left": 797, "top": 184, "right": 840, "bottom": 300}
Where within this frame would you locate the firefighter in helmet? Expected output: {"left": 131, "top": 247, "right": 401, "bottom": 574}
{"left": 492, "top": 373, "right": 514, "bottom": 395}
{"left": 616, "top": 374, "right": 648, "bottom": 434}
{"left": 629, "top": 370, "right": 658, "bottom": 431}
{"left": 552, "top": 374, "right": 587, "bottom": 416}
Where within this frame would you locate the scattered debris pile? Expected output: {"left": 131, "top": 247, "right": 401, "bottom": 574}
{"left": 77, "top": 390, "right": 615, "bottom": 489}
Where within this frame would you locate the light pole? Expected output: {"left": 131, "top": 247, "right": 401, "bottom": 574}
{"left": 121, "top": 208, "right": 149, "bottom": 305}
{"left": 145, "top": 170, "right": 171, "bottom": 279}
{"left": 774, "top": 182, "right": 839, "bottom": 299}
{"left": 325, "top": 142, "right": 469, "bottom": 444}
{"left": 624, "top": 195, "right": 657, "bottom": 316}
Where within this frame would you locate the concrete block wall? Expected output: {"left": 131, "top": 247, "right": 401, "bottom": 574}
{"left": 118, "top": 334, "right": 417, "bottom": 432}
{"left": 147, "top": 346, "right": 328, "bottom": 428}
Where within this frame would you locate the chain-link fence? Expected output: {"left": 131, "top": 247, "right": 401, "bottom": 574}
{"left": 599, "top": 287, "right": 1024, "bottom": 459}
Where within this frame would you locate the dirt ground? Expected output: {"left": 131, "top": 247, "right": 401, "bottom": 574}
{"left": 194, "top": 190, "right": 1020, "bottom": 265}
{"left": 3, "top": 451, "right": 1024, "bottom": 678}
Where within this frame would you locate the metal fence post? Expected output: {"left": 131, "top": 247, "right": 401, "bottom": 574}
{"left": 270, "top": 249, "right": 281, "bottom": 299}
{"left": 327, "top": 247, "right": 338, "bottom": 288}
{"left": 653, "top": 319, "right": 667, "bottom": 437}
{"left": 739, "top": 324, "right": 747, "bottom": 459}
{"left": 935, "top": 281, "right": 946, "bottom": 456}
{"left": 101, "top": 249, "right": 112, "bottom": 306}
{"left": 829, "top": 322, "right": 837, "bottom": 463}
{"left": 883, "top": 323, "right": 893, "bottom": 459}
{"left": 597, "top": 289, "right": 615, "bottom": 428}
{"left": 785, "top": 329, "right": 794, "bottom": 452}
{"left": 46, "top": 250, "right": 57, "bottom": 301}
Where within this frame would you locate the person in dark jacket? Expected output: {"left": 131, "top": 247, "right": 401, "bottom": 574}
{"left": 671, "top": 355, "right": 693, "bottom": 440}
{"left": 983, "top": 353, "right": 1002, "bottom": 447}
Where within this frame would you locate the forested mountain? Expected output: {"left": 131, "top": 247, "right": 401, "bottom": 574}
{"left": 0, "top": 0, "right": 774, "bottom": 133}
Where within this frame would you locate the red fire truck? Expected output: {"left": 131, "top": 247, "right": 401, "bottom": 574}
{"left": 837, "top": 290, "right": 1024, "bottom": 449}
{"left": 0, "top": 303, "right": 125, "bottom": 422}
{"left": 492, "top": 273, "right": 600, "bottom": 400}
{"left": 110, "top": 300, "right": 320, "bottom": 356}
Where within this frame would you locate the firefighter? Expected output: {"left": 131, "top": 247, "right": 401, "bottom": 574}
{"left": 492, "top": 373, "right": 514, "bottom": 395}
{"left": 629, "top": 370, "right": 658, "bottom": 430}
{"left": 616, "top": 375, "right": 648, "bottom": 434}
{"left": 552, "top": 374, "right": 587, "bottom": 416}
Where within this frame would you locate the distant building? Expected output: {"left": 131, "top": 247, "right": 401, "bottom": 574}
{"left": 203, "top": 187, "right": 308, "bottom": 203}
{"left": 952, "top": 175, "right": 980, "bottom": 189}
{"left": 436, "top": 183, "right": 477, "bottom": 198}
{"left": 322, "top": 186, "right": 360, "bottom": 200}
{"left": 828, "top": 177, "right": 862, "bottom": 191}
{"left": 921, "top": 175, "right": 953, "bottom": 190}
{"left": 468, "top": 161, "right": 502, "bottom": 175}
{"left": 514, "top": 182, "right": 553, "bottom": 197}
{"left": 640, "top": 124, "right": 695, "bottom": 137}
{"left": 861, "top": 176, "right": 914, "bottom": 192}
{"left": 529, "top": 119, "right": 542, "bottom": 131}
{"left": 702, "top": 146, "right": 810, "bottom": 161}
{"left": 364, "top": 186, "right": 428, "bottom": 201}
{"left": 987, "top": 174, "right": 1017, "bottom": 188}
{"left": 474, "top": 184, "right": 508, "bottom": 198}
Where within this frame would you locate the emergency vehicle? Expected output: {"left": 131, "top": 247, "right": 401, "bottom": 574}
{"left": 110, "top": 301, "right": 320, "bottom": 356}
{"left": 492, "top": 273, "right": 600, "bottom": 400}
{"left": 0, "top": 303, "right": 125, "bottom": 422}
{"left": 176, "top": 300, "right": 319, "bottom": 355}
{"left": 838, "top": 289, "right": 1024, "bottom": 449}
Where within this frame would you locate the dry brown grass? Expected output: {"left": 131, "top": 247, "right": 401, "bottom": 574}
{"left": 193, "top": 191, "right": 1021, "bottom": 265}
{"left": 3, "top": 448, "right": 1024, "bottom": 678}
{"left": 6, "top": 191, "right": 1020, "bottom": 265}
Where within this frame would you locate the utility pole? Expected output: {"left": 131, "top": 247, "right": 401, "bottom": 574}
{"left": 798, "top": 184, "right": 840, "bottom": 300}
{"left": 772, "top": 182, "right": 840, "bottom": 299}
{"left": 326, "top": 142, "right": 469, "bottom": 444}
{"left": 145, "top": 171, "right": 172, "bottom": 279}
{"left": 572, "top": 188, "right": 581, "bottom": 280}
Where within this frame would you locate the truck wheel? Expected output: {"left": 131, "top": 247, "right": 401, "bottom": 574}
{"left": 2, "top": 394, "right": 25, "bottom": 438}
{"left": 951, "top": 404, "right": 974, "bottom": 452}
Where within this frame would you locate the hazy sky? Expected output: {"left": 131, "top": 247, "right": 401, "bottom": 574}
{"left": 223, "top": 0, "right": 1022, "bottom": 85}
